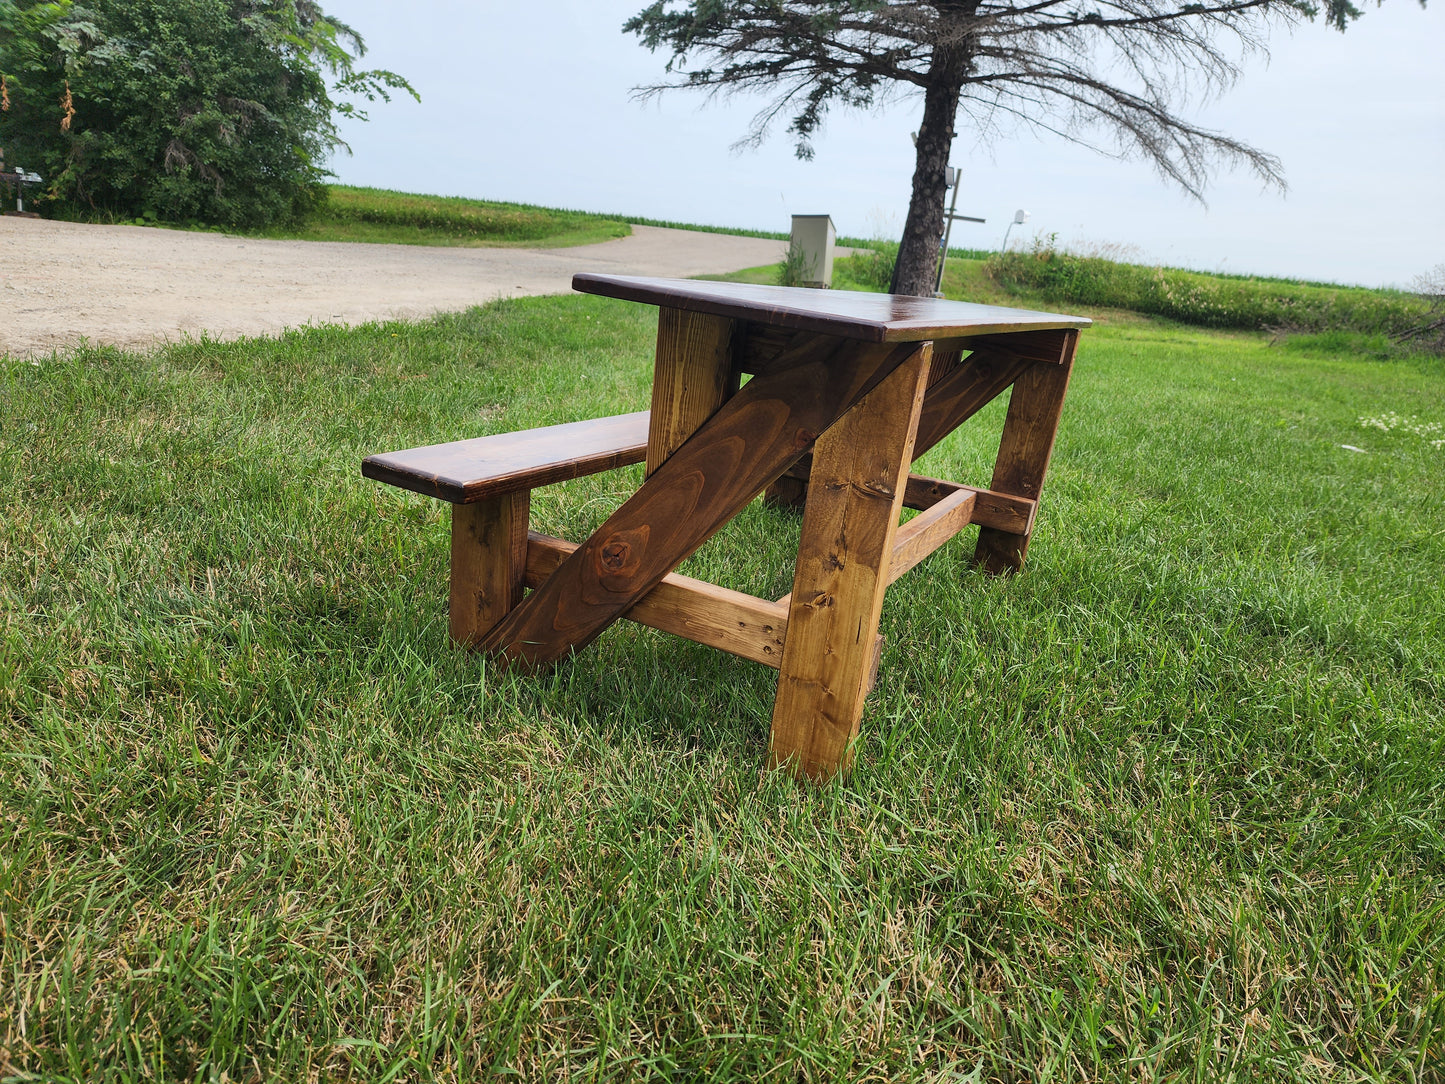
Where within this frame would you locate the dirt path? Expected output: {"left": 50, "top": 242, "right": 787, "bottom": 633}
{"left": 0, "top": 218, "right": 786, "bottom": 358}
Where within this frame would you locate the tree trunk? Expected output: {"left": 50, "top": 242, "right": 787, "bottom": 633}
{"left": 890, "top": 57, "right": 966, "bottom": 297}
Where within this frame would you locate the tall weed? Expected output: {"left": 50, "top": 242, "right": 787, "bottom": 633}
{"left": 776, "top": 241, "right": 815, "bottom": 287}
{"left": 835, "top": 241, "right": 898, "bottom": 292}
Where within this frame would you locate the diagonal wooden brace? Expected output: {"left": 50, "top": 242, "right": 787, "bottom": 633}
{"left": 482, "top": 336, "right": 930, "bottom": 669}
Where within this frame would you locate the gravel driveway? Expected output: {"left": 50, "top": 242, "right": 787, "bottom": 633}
{"left": 1, "top": 217, "right": 787, "bottom": 358}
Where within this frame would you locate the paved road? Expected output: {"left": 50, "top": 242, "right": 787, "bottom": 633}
{"left": 0, "top": 218, "right": 787, "bottom": 358}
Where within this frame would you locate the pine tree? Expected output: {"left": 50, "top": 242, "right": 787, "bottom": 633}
{"left": 626, "top": 0, "right": 1380, "bottom": 295}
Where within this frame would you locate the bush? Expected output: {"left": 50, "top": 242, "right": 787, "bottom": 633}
{"left": 776, "top": 240, "right": 813, "bottom": 287}
{"left": 835, "top": 241, "right": 898, "bottom": 293}
{"left": 0, "top": 0, "right": 413, "bottom": 228}
{"left": 986, "top": 236, "right": 1434, "bottom": 342}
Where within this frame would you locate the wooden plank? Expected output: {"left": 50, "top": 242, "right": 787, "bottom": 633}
{"left": 975, "top": 330, "right": 1080, "bottom": 574}
{"left": 449, "top": 492, "right": 529, "bottom": 647}
{"left": 903, "top": 475, "right": 1037, "bottom": 535}
{"left": 887, "top": 488, "right": 977, "bottom": 585}
{"left": 735, "top": 321, "right": 803, "bottom": 375}
{"left": 927, "top": 344, "right": 966, "bottom": 387}
{"left": 769, "top": 345, "right": 931, "bottom": 781}
{"left": 646, "top": 308, "right": 736, "bottom": 476}
{"left": 912, "top": 346, "right": 1035, "bottom": 461}
{"left": 573, "top": 274, "right": 1091, "bottom": 343}
{"left": 482, "top": 335, "right": 927, "bottom": 669}
{"left": 363, "top": 411, "right": 649, "bottom": 504}
{"left": 763, "top": 474, "right": 808, "bottom": 511}
{"left": 523, "top": 532, "right": 788, "bottom": 667}
{"left": 934, "top": 328, "right": 1074, "bottom": 365}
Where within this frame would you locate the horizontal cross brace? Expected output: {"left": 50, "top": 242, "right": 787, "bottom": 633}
{"left": 888, "top": 488, "right": 977, "bottom": 586}
{"left": 902, "top": 475, "right": 1037, "bottom": 535}
{"left": 523, "top": 532, "right": 789, "bottom": 668}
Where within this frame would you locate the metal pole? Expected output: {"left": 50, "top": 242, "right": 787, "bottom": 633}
{"left": 935, "top": 173, "right": 961, "bottom": 295}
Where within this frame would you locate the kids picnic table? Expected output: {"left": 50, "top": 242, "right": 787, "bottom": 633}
{"left": 364, "top": 275, "right": 1090, "bottom": 779}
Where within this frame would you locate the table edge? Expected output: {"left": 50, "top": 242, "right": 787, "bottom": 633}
{"left": 572, "top": 272, "right": 1092, "bottom": 341}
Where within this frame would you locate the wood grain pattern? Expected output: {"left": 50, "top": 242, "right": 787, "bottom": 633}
{"left": 927, "top": 344, "right": 966, "bottom": 387}
{"left": 450, "top": 493, "right": 529, "bottom": 646}
{"left": 762, "top": 474, "right": 809, "bottom": 511}
{"left": 482, "top": 335, "right": 926, "bottom": 669}
{"left": 935, "top": 328, "right": 1074, "bottom": 365}
{"left": 975, "top": 330, "right": 1080, "bottom": 574}
{"left": 646, "top": 308, "right": 736, "bottom": 476}
{"left": 912, "top": 347, "right": 1036, "bottom": 461}
{"left": 363, "top": 411, "right": 649, "bottom": 504}
{"left": 524, "top": 532, "right": 788, "bottom": 667}
{"left": 887, "top": 488, "right": 977, "bottom": 586}
{"left": 573, "top": 274, "right": 1091, "bottom": 344}
{"left": 735, "top": 321, "right": 804, "bottom": 375}
{"left": 768, "top": 344, "right": 931, "bottom": 781}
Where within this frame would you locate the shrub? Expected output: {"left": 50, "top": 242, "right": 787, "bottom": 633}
{"left": 986, "top": 236, "right": 1434, "bottom": 343}
{"left": 835, "top": 241, "right": 898, "bottom": 293}
{"left": 0, "top": 0, "right": 414, "bottom": 228}
{"left": 776, "top": 240, "right": 813, "bottom": 287}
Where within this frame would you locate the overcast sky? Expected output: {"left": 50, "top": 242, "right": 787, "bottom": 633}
{"left": 322, "top": 1, "right": 1442, "bottom": 289}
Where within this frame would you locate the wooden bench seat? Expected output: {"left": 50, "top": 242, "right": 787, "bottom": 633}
{"left": 361, "top": 410, "right": 650, "bottom": 504}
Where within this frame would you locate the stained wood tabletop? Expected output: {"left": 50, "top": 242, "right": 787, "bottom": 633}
{"left": 573, "top": 273, "right": 1092, "bottom": 343}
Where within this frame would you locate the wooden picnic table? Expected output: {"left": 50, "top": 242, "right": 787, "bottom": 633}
{"left": 364, "top": 274, "right": 1090, "bottom": 780}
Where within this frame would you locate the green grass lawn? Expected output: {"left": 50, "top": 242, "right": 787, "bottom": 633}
{"left": 2, "top": 296, "right": 1443, "bottom": 1081}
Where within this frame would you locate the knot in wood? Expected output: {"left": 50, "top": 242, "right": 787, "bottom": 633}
{"left": 600, "top": 541, "right": 631, "bottom": 570}
{"left": 793, "top": 427, "right": 818, "bottom": 449}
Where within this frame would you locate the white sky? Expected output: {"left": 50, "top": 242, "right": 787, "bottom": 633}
{"left": 323, "top": 0, "right": 1443, "bottom": 288}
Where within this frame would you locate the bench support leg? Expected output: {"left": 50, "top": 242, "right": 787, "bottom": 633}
{"left": 974, "top": 330, "right": 1079, "bottom": 574}
{"left": 450, "top": 492, "right": 529, "bottom": 647}
{"left": 769, "top": 345, "right": 930, "bottom": 781}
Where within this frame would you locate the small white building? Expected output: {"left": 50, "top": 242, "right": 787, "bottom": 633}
{"left": 789, "top": 214, "right": 836, "bottom": 288}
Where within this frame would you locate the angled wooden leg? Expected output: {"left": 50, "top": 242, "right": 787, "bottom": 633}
{"left": 974, "top": 330, "right": 1079, "bottom": 574}
{"left": 450, "top": 492, "right": 529, "bottom": 647}
{"left": 769, "top": 345, "right": 931, "bottom": 781}
{"left": 482, "top": 337, "right": 926, "bottom": 669}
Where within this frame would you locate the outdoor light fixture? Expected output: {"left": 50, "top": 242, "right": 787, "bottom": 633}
{"left": 1001, "top": 209, "right": 1030, "bottom": 252}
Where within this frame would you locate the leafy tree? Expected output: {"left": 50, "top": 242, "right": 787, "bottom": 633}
{"left": 626, "top": 0, "right": 1391, "bottom": 296}
{"left": 0, "top": 0, "right": 414, "bottom": 227}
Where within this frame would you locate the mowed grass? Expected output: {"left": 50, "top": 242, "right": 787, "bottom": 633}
{"left": 255, "top": 186, "right": 633, "bottom": 248}
{"left": 2, "top": 296, "right": 1443, "bottom": 1082}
